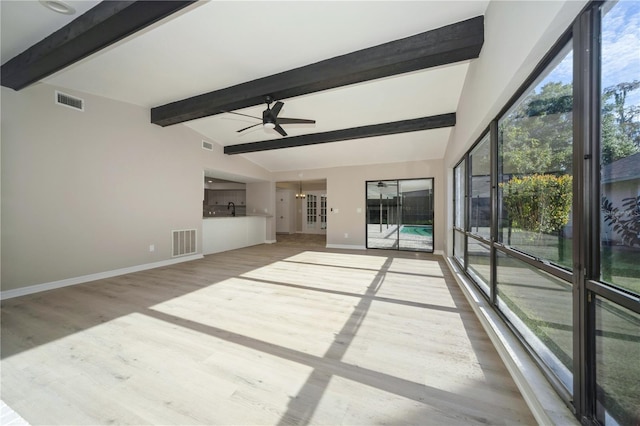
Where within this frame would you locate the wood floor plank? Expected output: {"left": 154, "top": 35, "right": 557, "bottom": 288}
{"left": 1, "top": 239, "right": 535, "bottom": 425}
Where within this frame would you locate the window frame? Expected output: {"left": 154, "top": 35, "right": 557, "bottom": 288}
{"left": 449, "top": 1, "right": 640, "bottom": 423}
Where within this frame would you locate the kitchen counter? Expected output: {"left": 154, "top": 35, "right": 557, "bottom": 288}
{"left": 203, "top": 214, "right": 273, "bottom": 218}
{"left": 202, "top": 216, "right": 267, "bottom": 255}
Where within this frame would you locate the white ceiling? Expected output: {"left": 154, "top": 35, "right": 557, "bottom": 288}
{"left": 1, "top": 0, "right": 489, "bottom": 173}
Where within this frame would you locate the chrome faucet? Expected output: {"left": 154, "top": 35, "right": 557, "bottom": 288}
{"left": 227, "top": 201, "right": 236, "bottom": 217}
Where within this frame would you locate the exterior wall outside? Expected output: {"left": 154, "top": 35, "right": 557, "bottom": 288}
{"left": 602, "top": 180, "right": 640, "bottom": 245}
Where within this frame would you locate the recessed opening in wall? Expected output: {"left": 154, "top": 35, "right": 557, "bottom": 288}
{"left": 203, "top": 176, "right": 246, "bottom": 217}
{"left": 275, "top": 179, "right": 327, "bottom": 240}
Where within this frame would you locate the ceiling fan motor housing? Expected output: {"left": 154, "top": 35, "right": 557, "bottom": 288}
{"left": 263, "top": 108, "right": 276, "bottom": 128}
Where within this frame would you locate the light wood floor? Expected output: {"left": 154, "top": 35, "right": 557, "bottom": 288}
{"left": 1, "top": 240, "right": 535, "bottom": 425}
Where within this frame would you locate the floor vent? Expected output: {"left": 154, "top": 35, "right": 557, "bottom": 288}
{"left": 55, "top": 91, "right": 84, "bottom": 111}
{"left": 172, "top": 229, "right": 197, "bottom": 257}
{"left": 202, "top": 140, "right": 213, "bottom": 151}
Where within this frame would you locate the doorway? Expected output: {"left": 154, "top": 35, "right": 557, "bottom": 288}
{"left": 366, "top": 178, "right": 434, "bottom": 252}
{"left": 302, "top": 191, "right": 327, "bottom": 235}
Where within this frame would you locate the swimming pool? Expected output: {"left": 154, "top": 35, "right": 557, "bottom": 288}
{"left": 400, "top": 225, "right": 433, "bottom": 237}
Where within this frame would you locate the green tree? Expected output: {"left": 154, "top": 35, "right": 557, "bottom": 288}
{"left": 501, "top": 80, "right": 640, "bottom": 171}
{"left": 601, "top": 81, "right": 640, "bottom": 165}
{"left": 501, "top": 82, "right": 573, "bottom": 175}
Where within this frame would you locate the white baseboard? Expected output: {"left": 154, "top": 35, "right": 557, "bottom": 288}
{"left": 325, "top": 244, "right": 366, "bottom": 250}
{"left": 264, "top": 239, "right": 277, "bottom": 244}
{"left": 0, "top": 254, "right": 204, "bottom": 301}
{"left": 443, "top": 256, "right": 577, "bottom": 426}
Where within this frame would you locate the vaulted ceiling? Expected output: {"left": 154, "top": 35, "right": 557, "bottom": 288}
{"left": 1, "top": 1, "right": 489, "bottom": 172}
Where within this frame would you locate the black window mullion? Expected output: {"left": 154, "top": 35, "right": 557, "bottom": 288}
{"left": 490, "top": 120, "right": 499, "bottom": 305}
{"left": 573, "top": 4, "right": 600, "bottom": 420}
{"left": 464, "top": 154, "right": 470, "bottom": 269}
{"left": 494, "top": 244, "right": 573, "bottom": 283}
{"left": 586, "top": 280, "right": 640, "bottom": 315}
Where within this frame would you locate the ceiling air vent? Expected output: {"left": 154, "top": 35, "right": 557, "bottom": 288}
{"left": 202, "top": 140, "right": 213, "bottom": 151}
{"left": 55, "top": 91, "right": 84, "bottom": 111}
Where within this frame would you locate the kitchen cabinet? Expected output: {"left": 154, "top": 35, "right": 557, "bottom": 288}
{"left": 205, "top": 190, "right": 246, "bottom": 206}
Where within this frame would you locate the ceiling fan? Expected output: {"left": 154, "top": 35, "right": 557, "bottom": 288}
{"left": 224, "top": 96, "right": 315, "bottom": 137}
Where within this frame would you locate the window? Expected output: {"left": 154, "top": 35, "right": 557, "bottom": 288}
{"left": 594, "top": 295, "right": 640, "bottom": 425}
{"left": 595, "top": 3, "right": 640, "bottom": 425}
{"left": 467, "top": 237, "right": 490, "bottom": 295}
{"left": 454, "top": 230, "right": 465, "bottom": 266}
{"left": 454, "top": 160, "right": 466, "bottom": 230}
{"left": 495, "top": 39, "right": 574, "bottom": 391}
{"left": 599, "top": 0, "right": 640, "bottom": 297}
{"left": 450, "top": 3, "right": 640, "bottom": 422}
{"left": 469, "top": 135, "right": 491, "bottom": 241}
{"left": 498, "top": 42, "right": 573, "bottom": 270}
{"left": 496, "top": 251, "right": 573, "bottom": 390}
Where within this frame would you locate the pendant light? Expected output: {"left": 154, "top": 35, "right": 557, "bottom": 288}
{"left": 296, "top": 181, "right": 306, "bottom": 199}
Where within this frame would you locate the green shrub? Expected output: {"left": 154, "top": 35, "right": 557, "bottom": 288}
{"left": 500, "top": 174, "right": 572, "bottom": 234}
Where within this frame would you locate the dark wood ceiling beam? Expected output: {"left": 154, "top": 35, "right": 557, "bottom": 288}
{"left": 1, "top": 1, "right": 196, "bottom": 91}
{"left": 152, "top": 16, "right": 483, "bottom": 127}
{"left": 223, "top": 113, "right": 455, "bottom": 155}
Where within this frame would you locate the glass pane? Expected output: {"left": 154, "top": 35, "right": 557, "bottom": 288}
{"left": 454, "top": 160, "right": 466, "bottom": 229}
{"left": 496, "top": 251, "right": 573, "bottom": 391}
{"left": 468, "top": 237, "right": 490, "bottom": 296}
{"left": 599, "top": 1, "right": 640, "bottom": 296}
{"left": 595, "top": 295, "right": 640, "bottom": 425}
{"left": 470, "top": 136, "right": 491, "bottom": 240}
{"left": 398, "top": 179, "right": 434, "bottom": 252}
{"left": 498, "top": 42, "right": 573, "bottom": 270}
{"left": 306, "top": 194, "right": 317, "bottom": 230}
{"left": 367, "top": 180, "right": 398, "bottom": 249}
{"left": 454, "top": 230, "right": 465, "bottom": 266}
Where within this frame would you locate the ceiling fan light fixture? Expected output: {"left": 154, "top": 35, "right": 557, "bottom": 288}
{"left": 39, "top": 0, "right": 76, "bottom": 15}
{"left": 264, "top": 122, "right": 276, "bottom": 130}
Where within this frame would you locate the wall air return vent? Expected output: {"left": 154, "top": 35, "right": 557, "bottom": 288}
{"left": 202, "top": 140, "right": 213, "bottom": 151}
{"left": 172, "top": 229, "right": 197, "bottom": 257}
{"left": 55, "top": 91, "right": 84, "bottom": 111}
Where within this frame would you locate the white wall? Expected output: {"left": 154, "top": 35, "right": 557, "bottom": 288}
{"left": 1, "top": 84, "right": 272, "bottom": 291}
{"left": 246, "top": 181, "right": 276, "bottom": 242}
{"left": 442, "top": 0, "right": 588, "bottom": 256}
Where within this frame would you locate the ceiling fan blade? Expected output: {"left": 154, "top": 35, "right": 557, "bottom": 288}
{"left": 277, "top": 117, "right": 316, "bottom": 125}
{"left": 274, "top": 124, "right": 287, "bottom": 137}
{"left": 237, "top": 123, "right": 262, "bottom": 133}
{"left": 222, "top": 110, "right": 261, "bottom": 120}
{"left": 271, "top": 101, "right": 284, "bottom": 118}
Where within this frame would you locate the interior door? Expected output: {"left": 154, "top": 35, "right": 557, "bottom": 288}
{"left": 276, "top": 189, "right": 291, "bottom": 233}
{"left": 303, "top": 191, "right": 327, "bottom": 234}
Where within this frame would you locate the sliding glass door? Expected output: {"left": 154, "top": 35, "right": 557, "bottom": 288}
{"left": 366, "top": 178, "right": 433, "bottom": 252}
{"left": 366, "top": 180, "right": 399, "bottom": 249}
